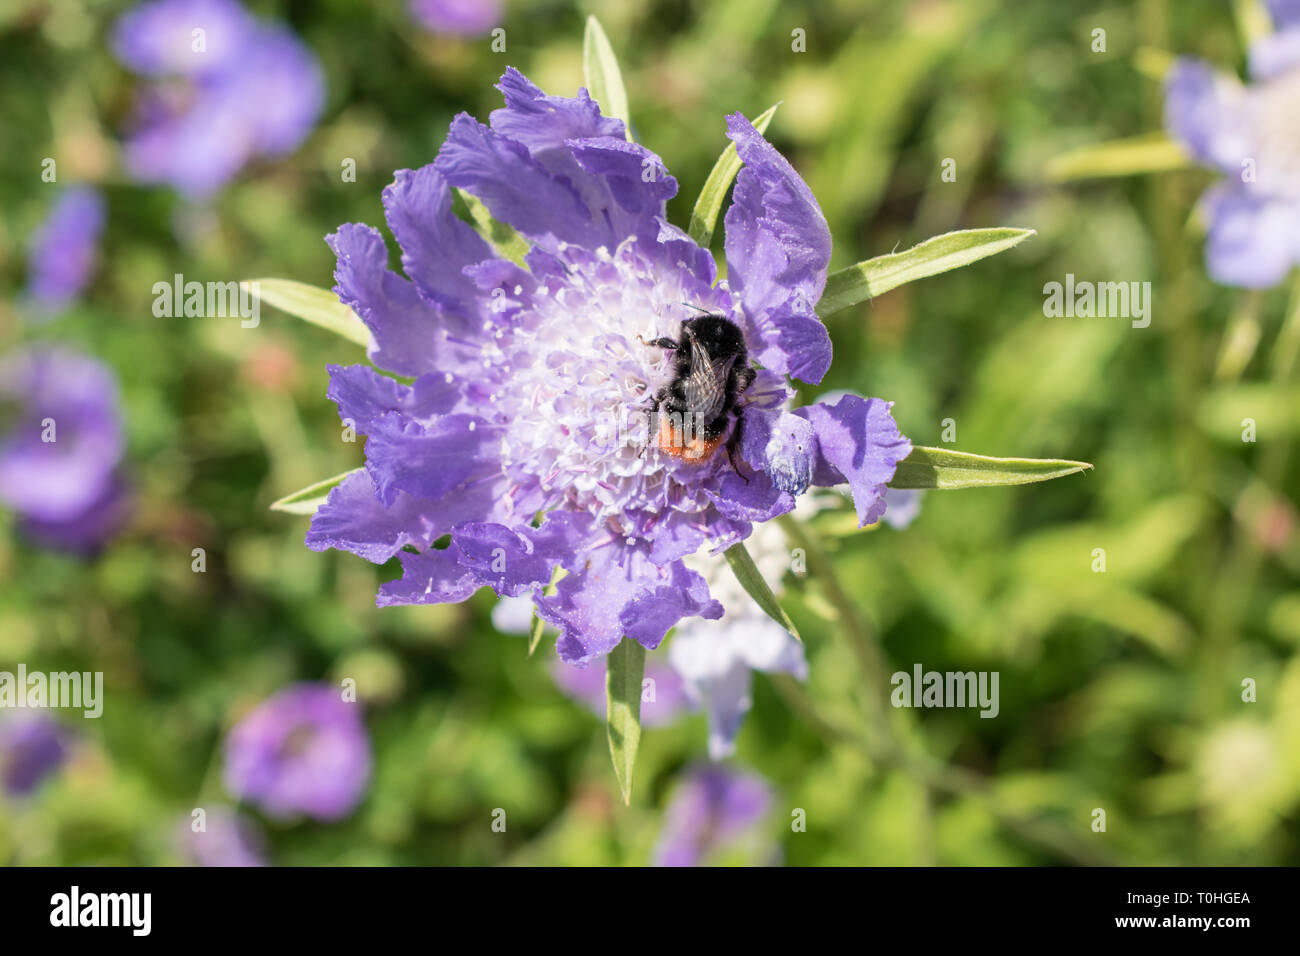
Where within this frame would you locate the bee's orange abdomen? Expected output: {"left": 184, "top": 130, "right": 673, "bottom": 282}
{"left": 657, "top": 415, "right": 723, "bottom": 462}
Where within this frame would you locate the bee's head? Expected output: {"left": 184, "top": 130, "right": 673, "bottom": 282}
{"left": 681, "top": 314, "right": 747, "bottom": 364}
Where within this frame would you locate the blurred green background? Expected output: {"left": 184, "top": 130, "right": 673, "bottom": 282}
{"left": 1, "top": 0, "right": 1298, "bottom": 865}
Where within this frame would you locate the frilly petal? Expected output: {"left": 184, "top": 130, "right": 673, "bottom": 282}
{"left": 723, "top": 112, "right": 833, "bottom": 384}
{"left": 796, "top": 394, "right": 911, "bottom": 527}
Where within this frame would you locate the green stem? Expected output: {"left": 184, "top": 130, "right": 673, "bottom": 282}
{"left": 772, "top": 677, "right": 1115, "bottom": 866}
{"left": 776, "top": 514, "right": 1115, "bottom": 866}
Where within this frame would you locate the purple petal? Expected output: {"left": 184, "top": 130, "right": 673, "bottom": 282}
{"left": 377, "top": 513, "right": 583, "bottom": 606}
{"left": 537, "top": 545, "right": 723, "bottom": 666}
{"left": 796, "top": 394, "right": 911, "bottom": 527}
{"left": 363, "top": 411, "right": 503, "bottom": 507}
{"left": 0, "top": 347, "right": 124, "bottom": 525}
{"left": 0, "top": 715, "right": 70, "bottom": 796}
{"left": 326, "top": 363, "right": 460, "bottom": 433}
{"left": 177, "top": 806, "right": 267, "bottom": 867}
{"left": 1202, "top": 183, "right": 1300, "bottom": 288}
{"left": 881, "top": 487, "right": 924, "bottom": 530}
{"left": 223, "top": 683, "right": 371, "bottom": 822}
{"left": 381, "top": 165, "right": 494, "bottom": 313}
{"left": 1163, "top": 59, "right": 1251, "bottom": 173}
{"left": 491, "top": 67, "right": 626, "bottom": 149}
{"left": 653, "top": 765, "right": 772, "bottom": 867}
{"left": 1249, "top": 27, "right": 1300, "bottom": 79}
{"left": 112, "top": 0, "right": 255, "bottom": 76}
{"left": 305, "top": 471, "right": 440, "bottom": 564}
{"left": 723, "top": 113, "right": 832, "bottom": 384}
{"left": 20, "top": 473, "right": 132, "bottom": 555}
{"left": 435, "top": 114, "right": 593, "bottom": 245}
{"left": 669, "top": 614, "right": 807, "bottom": 760}
{"left": 119, "top": 23, "right": 323, "bottom": 198}
{"left": 1267, "top": 0, "right": 1300, "bottom": 29}
{"left": 742, "top": 408, "right": 816, "bottom": 495}
{"left": 24, "top": 187, "right": 106, "bottom": 315}
{"left": 567, "top": 137, "right": 679, "bottom": 237}
{"left": 410, "top": 0, "right": 502, "bottom": 35}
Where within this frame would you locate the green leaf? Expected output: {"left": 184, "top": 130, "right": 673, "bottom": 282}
{"left": 688, "top": 102, "right": 779, "bottom": 248}
{"left": 605, "top": 637, "right": 645, "bottom": 805}
{"left": 583, "top": 15, "right": 631, "bottom": 138}
{"left": 1045, "top": 132, "right": 1191, "bottom": 182}
{"left": 817, "top": 228, "right": 1036, "bottom": 317}
{"left": 241, "top": 279, "right": 372, "bottom": 349}
{"left": 527, "top": 566, "right": 567, "bottom": 656}
{"left": 1134, "top": 46, "right": 1175, "bottom": 82}
{"left": 1198, "top": 383, "right": 1300, "bottom": 439}
{"left": 456, "top": 188, "right": 531, "bottom": 267}
{"left": 269, "top": 468, "right": 363, "bottom": 515}
{"left": 889, "top": 446, "right": 1093, "bottom": 490}
{"left": 723, "top": 541, "right": 802, "bottom": 641}
{"left": 527, "top": 615, "right": 546, "bottom": 657}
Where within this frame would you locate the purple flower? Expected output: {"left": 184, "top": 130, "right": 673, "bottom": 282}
{"left": 0, "top": 347, "right": 131, "bottom": 553}
{"left": 306, "top": 68, "right": 909, "bottom": 667}
{"left": 24, "top": 187, "right": 106, "bottom": 317}
{"left": 410, "top": 0, "right": 502, "bottom": 35}
{"left": 492, "top": 595, "right": 693, "bottom": 725}
{"left": 113, "top": 0, "right": 324, "bottom": 199}
{"left": 667, "top": 495, "right": 817, "bottom": 759}
{"left": 653, "top": 764, "right": 773, "bottom": 866}
{"left": 223, "top": 683, "right": 371, "bottom": 822}
{"left": 551, "top": 656, "right": 692, "bottom": 728}
{"left": 1164, "top": 1, "right": 1300, "bottom": 287}
{"left": 0, "top": 714, "right": 70, "bottom": 796}
{"left": 882, "top": 487, "right": 924, "bottom": 529}
{"left": 177, "top": 806, "right": 267, "bottom": 866}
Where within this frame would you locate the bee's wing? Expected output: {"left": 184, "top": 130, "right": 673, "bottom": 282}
{"left": 681, "top": 336, "right": 734, "bottom": 423}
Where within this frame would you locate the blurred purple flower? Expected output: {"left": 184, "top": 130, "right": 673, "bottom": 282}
{"left": 223, "top": 683, "right": 371, "bottom": 821}
{"left": 305, "top": 68, "right": 909, "bottom": 669}
{"left": 113, "top": 0, "right": 324, "bottom": 199}
{"left": 0, "top": 347, "right": 131, "bottom": 553}
{"left": 24, "top": 187, "right": 106, "bottom": 317}
{"left": 0, "top": 714, "right": 70, "bottom": 796}
{"left": 1164, "top": 1, "right": 1300, "bottom": 287}
{"left": 669, "top": 504, "right": 809, "bottom": 759}
{"left": 882, "top": 487, "right": 923, "bottom": 529}
{"left": 551, "top": 656, "right": 692, "bottom": 728}
{"left": 653, "top": 764, "right": 773, "bottom": 867}
{"left": 410, "top": 0, "right": 502, "bottom": 35}
{"left": 177, "top": 805, "right": 267, "bottom": 866}
{"left": 491, "top": 595, "right": 693, "bottom": 726}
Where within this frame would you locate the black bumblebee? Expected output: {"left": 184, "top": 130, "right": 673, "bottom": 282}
{"left": 641, "top": 313, "right": 756, "bottom": 468}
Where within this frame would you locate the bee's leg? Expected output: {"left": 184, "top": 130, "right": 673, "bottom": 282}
{"left": 640, "top": 397, "right": 660, "bottom": 459}
{"left": 637, "top": 334, "right": 679, "bottom": 350}
{"left": 725, "top": 415, "right": 749, "bottom": 483}
{"left": 735, "top": 365, "right": 757, "bottom": 394}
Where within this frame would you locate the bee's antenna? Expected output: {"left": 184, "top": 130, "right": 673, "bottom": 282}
{"left": 680, "top": 302, "right": 712, "bottom": 315}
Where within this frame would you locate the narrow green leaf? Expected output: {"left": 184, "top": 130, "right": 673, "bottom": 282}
{"left": 1134, "top": 46, "right": 1175, "bottom": 82}
{"left": 527, "top": 566, "right": 567, "bottom": 657}
{"left": 723, "top": 541, "right": 802, "bottom": 641}
{"left": 688, "top": 102, "right": 779, "bottom": 248}
{"left": 527, "top": 615, "right": 546, "bottom": 657}
{"left": 270, "top": 468, "right": 364, "bottom": 515}
{"left": 583, "top": 15, "right": 631, "bottom": 138}
{"left": 456, "top": 188, "right": 531, "bottom": 267}
{"left": 1045, "top": 132, "right": 1191, "bottom": 182}
{"left": 817, "top": 228, "right": 1036, "bottom": 317}
{"left": 241, "top": 279, "right": 372, "bottom": 349}
{"left": 606, "top": 637, "right": 645, "bottom": 805}
{"left": 889, "top": 446, "right": 1093, "bottom": 490}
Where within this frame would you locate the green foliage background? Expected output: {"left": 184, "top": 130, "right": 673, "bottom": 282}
{"left": 1, "top": 0, "right": 1297, "bottom": 865}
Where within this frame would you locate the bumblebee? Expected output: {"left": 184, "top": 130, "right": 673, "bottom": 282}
{"left": 641, "top": 313, "right": 756, "bottom": 467}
